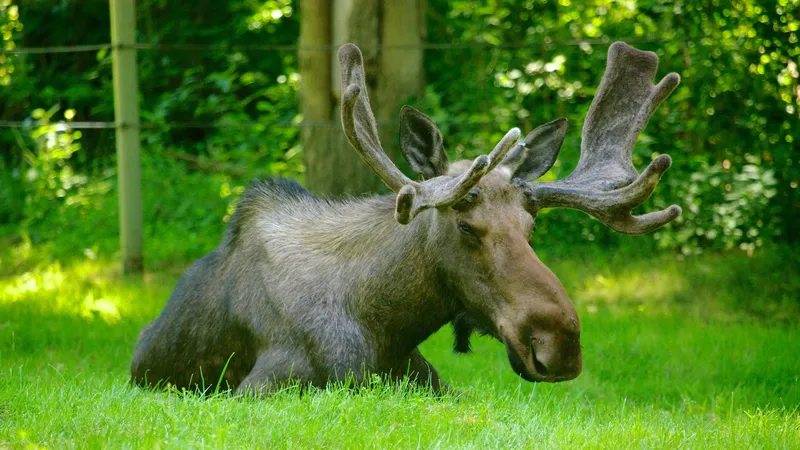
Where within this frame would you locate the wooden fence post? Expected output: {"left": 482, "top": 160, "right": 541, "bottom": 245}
{"left": 110, "top": 0, "right": 143, "bottom": 273}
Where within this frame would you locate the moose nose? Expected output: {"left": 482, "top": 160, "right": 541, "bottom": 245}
{"left": 531, "top": 330, "right": 582, "bottom": 381}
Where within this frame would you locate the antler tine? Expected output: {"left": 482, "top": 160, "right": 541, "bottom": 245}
{"left": 566, "top": 42, "right": 680, "bottom": 189}
{"left": 339, "top": 44, "right": 413, "bottom": 192}
{"left": 338, "top": 43, "right": 521, "bottom": 225}
{"left": 527, "top": 154, "right": 681, "bottom": 234}
{"left": 525, "top": 41, "right": 682, "bottom": 235}
{"left": 395, "top": 127, "right": 521, "bottom": 224}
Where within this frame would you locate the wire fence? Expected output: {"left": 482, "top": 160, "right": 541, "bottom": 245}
{"left": 0, "top": 117, "right": 567, "bottom": 130}
{"left": 0, "top": 39, "right": 627, "bottom": 131}
{"left": 0, "top": 36, "right": 754, "bottom": 131}
{"left": 1, "top": 37, "right": 673, "bottom": 55}
{"left": 1, "top": 33, "right": 761, "bottom": 56}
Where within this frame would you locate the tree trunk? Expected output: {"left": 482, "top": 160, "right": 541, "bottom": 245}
{"left": 376, "top": 0, "right": 426, "bottom": 181}
{"left": 300, "top": 0, "right": 425, "bottom": 196}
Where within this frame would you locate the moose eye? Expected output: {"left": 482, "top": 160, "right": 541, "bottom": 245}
{"left": 457, "top": 221, "right": 477, "bottom": 237}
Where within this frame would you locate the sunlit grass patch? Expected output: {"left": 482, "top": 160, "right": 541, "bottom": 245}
{"left": 2, "top": 261, "right": 66, "bottom": 299}
{"left": 2, "top": 260, "right": 121, "bottom": 324}
{"left": 0, "top": 255, "right": 179, "bottom": 324}
{"left": 543, "top": 244, "right": 800, "bottom": 324}
{"left": 577, "top": 268, "right": 686, "bottom": 313}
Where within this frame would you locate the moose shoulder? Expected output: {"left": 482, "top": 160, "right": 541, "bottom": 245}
{"left": 130, "top": 41, "right": 682, "bottom": 395}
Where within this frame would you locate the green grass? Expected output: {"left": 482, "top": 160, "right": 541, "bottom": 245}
{"left": 0, "top": 242, "right": 798, "bottom": 449}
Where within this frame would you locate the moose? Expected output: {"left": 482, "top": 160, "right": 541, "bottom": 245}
{"left": 130, "top": 41, "right": 682, "bottom": 395}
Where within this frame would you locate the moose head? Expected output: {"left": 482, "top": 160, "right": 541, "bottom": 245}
{"left": 130, "top": 41, "right": 681, "bottom": 395}
{"left": 338, "top": 41, "right": 681, "bottom": 383}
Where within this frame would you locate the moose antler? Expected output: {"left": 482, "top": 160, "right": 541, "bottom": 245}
{"left": 339, "top": 43, "right": 520, "bottom": 224}
{"left": 522, "top": 42, "right": 682, "bottom": 234}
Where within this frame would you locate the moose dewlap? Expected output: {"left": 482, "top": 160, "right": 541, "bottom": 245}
{"left": 130, "top": 42, "right": 682, "bottom": 395}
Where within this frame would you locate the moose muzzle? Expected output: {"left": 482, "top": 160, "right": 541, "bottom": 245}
{"left": 493, "top": 246, "right": 583, "bottom": 383}
{"left": 503, "top": 323, "right": 582, "bottom": 382}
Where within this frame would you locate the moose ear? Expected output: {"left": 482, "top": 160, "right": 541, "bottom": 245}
{"left": 501, "top": 118, "right": 568, "bottom": 181}
{"left": 399, "top": 106, "right": 449, "bottom": 179}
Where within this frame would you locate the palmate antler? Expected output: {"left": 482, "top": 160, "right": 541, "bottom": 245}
{"left": 521, "top": 42, "right": 682, "bottom": 234}
{"left": 338, "top": 44, "right": 520, "bottom": 224}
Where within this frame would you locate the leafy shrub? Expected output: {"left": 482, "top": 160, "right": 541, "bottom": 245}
{"left": 0, "top": 0, "right": 22, "bottom": 86}
{"left": 141, "top": 53, "right": 304, "bottom": 184}
{"left": 657, "top": 160, "right": 778, "bottom": 256}
{"left": 7, "top": 106, "right": 113, "bottom": 232}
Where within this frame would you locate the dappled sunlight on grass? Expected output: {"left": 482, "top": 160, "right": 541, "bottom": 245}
{"left": 2, "top": 261, "right": 66, "bottom": 298}
{"left": 0, "top": 256, "right": 178, "bottom": 325}
{"left": 0, "top": 260, "right": 123, "bottom": 324}
{"left": 79, "top": 292, "right": 122, "bottom": 324}
{"left": 546, "top": 253, "right": 694, "bottom": 319}
{"left": 543, "top": 245, "right": 800, "bottom": 324}
{"left": 576, "top": 269, "right": 686, "bottom": 313}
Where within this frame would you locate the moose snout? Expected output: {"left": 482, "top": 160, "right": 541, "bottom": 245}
{"left": 502, "top": 325, "right": 582, "bottom": 383}
{"left": 530, "top": 328, "right": 582, "bottom": 382}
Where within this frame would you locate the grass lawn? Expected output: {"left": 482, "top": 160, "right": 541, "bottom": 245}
{"left": 0, "top": 244, "right": 798, "bottom": 448}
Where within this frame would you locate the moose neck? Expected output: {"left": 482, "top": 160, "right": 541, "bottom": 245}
{"left": 305, "top": 194, "right": 460, "bottom": 356}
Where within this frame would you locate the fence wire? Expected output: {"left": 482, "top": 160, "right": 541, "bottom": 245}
{"left": 1, "top": 37, "right": 673, "bottom": 55}
{"left": 0, "top": 37, "right": 753, "bottom": 131}
{"left": 1, "top": 35, "right": 759, "bottom": 55}
{"left": 0, "top": 118, "right": 533, "bottom": 130}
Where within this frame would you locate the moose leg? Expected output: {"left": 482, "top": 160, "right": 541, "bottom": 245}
{"left": 236, "top": 347, "right": 315, "bottom": 396}
{"left": 395, "top": 348, "right": 455, "bottom": 395}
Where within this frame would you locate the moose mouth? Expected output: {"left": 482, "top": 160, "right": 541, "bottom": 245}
{"left": 505, "top": 340, "right": 551, "bottom": 382}
{"left": 504, "top": 333, "right": 583, "bottom": 383}
{"left": 503, "top": 340, "right": 570, "bottom": 383}
{"left": 453, "top": 312, "right": 579, "bottom": 383}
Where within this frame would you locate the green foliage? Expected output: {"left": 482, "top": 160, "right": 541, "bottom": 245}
{"left": 134, "top": 0, "right": 303, "bottom": 187}
{"left": 1, "top": 0, "right": 799, "bottom": 257}
{"left": 0, "top": 0, "right": 300, "bottom": 168}
{"left": 136, "top": 151, "right": 234, "bottom": 267}
{"left": 0, "top": 0, "right": 21, "bottom": 86}
{"left": 0, "top": 0, "right": 303, "bottom": 263}
{"left": 657, "top": 159, "right": 779, "bottom": 255}
{"left": 142, "top": 52, "right": 304, "bottom": 182}
{"left": 0, "top": 125, "right": 237, "bottom": 273}
{"left": 422, "top": 0, "right": 800, "bottom": 255}
{"left": 0, "top": 106, "right": 113, "bottom": 238}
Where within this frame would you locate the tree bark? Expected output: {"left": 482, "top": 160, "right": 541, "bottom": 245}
{"left": 376, "top": 0, "right": 426, "bottom": 180}
{"left": 300, "top": 0, "right": 425, "bottom": 196}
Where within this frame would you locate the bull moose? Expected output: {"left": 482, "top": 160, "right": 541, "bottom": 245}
{"left": 130, "top": 41, "right": 682, "bottom": 395}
